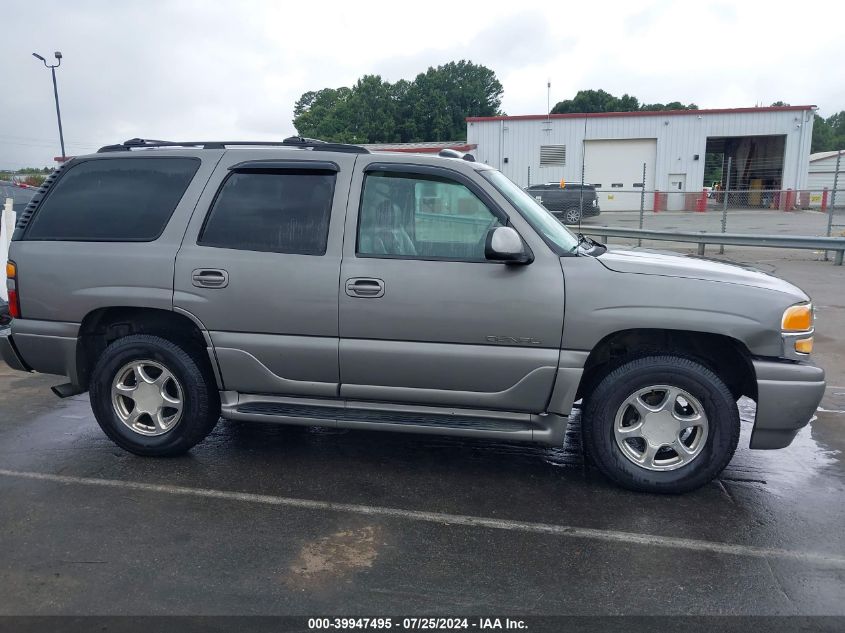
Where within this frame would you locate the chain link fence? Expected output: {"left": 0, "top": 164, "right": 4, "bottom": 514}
{"left": 533, "top": 151, "right": 845, "bottom": 247}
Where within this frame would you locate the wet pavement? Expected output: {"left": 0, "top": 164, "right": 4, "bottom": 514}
{"left": 1, "top": 372, "right": 843, "bottom": 616}
{"left": 0, "top": 257, "right": 843, "bottom": 616}
{"left": 0, "top": 181, "right": 36, "bottom": 213}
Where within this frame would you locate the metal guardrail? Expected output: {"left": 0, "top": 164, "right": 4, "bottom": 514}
{"left": 580, "top": 226, "right": 845, "bottom": 265}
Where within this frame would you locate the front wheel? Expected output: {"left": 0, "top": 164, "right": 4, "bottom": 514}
{"left": 89, "top": 334, "right": 220, "bottom": 456}
{"left": 582, "top": 355, "right": 740, "bottom": 493}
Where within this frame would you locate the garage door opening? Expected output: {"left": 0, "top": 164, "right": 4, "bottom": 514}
{"left": 705, "top": 135, "right": 785, "bottom": 207}
{"left": 584, "top": 139, "right": 656, "bottom": 211}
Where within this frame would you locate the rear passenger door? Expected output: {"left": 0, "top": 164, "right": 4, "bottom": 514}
{"left": 174, "top": 153, "right": 355, "bottom": 398}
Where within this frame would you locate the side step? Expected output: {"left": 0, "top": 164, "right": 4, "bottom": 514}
{"left": 220, "top": 394, "right": 567, "bottom": 445}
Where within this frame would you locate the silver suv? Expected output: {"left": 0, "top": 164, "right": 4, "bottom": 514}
{"left": 0, "top": 137, "right": 825, "bottom": 493}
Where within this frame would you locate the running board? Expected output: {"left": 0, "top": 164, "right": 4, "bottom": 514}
{"left": 219, "top": 393, "right": 567, "bottom": 445}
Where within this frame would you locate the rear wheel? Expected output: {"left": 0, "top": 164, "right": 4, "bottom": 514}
{"left": 89, "top": 334, "right": 220, "bottom": 456}
{"left": 561, "top": 206, "right": 582, "bottom": 225}
{"left": 582, "top": 355, "right": 740, "bottom": 493}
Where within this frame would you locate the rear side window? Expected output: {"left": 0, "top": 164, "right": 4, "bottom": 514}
{"left": 199, "top": 171, "right": 335, "bottom": 255}
{"left": 25, "top": 157, "right": 199, "bottom": 241}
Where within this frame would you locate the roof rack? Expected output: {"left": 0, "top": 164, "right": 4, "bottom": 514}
{"left": 97, "top": 136, "right": 370, "bottom": 154}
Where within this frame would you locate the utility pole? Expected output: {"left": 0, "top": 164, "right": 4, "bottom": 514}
{"left": 32, "top": 51, "right": 66, "bottom": 160}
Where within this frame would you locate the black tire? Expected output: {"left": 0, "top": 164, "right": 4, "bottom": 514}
{"left": 89, "top": 334, "right": 220, "bottom": 456}
{"left": 582, "top": 355, "right": 740, "bottom": 494}
{"left": 560, "top": 206, "right": 582, "bottom": 225}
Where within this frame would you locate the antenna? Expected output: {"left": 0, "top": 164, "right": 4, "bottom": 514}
{"left": 579, "top": 115, "right": 587, "bottom": 237}
{"left": 547, "top": 80, "right": 551, "bottom": 120}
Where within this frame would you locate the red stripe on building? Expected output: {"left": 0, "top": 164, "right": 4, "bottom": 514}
{"left": 466, "top": 105, "right": 816, "bottom": 123}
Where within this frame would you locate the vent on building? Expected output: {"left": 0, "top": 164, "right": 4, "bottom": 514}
{"left": 539, "top": 145, "right": 566, "bottom": 166}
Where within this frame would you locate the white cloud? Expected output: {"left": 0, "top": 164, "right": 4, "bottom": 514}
{"left": 0, "top": 0, "right": 842, "bottom": 168}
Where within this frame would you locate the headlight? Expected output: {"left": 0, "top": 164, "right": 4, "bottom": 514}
{"left": 782, "top": 303, "right": 813, "bottom": 331}
{"left": 782, "top": 303, "right": 814, "bottom": 357}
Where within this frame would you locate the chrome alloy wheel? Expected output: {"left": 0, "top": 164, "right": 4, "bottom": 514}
{"left": 111, "top": 360, "right": 184, "bottom": 436}
{"left": 613, "top": 385, "right": 709, "bottom": 471}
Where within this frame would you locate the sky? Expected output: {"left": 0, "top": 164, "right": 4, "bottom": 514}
{"left": 0, "top": 0, "right": 843, "bottom": 169}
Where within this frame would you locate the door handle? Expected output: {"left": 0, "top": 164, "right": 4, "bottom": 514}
{"left": 192, "top": 269, "right": 229, "bottom": 288}
{"left": 345, "top": 278, "right": 385, "bottom": 298}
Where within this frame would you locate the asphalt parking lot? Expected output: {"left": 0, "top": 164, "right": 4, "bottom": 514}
{"left": 0, "top": 249, "right": 843, "bottom": 618}
{"left": 0, "top": 181, "right": 36, "bottom": 213}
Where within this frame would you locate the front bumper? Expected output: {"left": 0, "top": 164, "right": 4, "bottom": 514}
{"left": 0, "top": 327, "right": 29, "bottom": 372}
{"left": 750, "top": 359, "right": 825, "bottom": 449}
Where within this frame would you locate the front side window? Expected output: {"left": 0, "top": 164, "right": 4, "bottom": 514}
{"left": 25, "top": 157, "right": 199, "bottom": 241}
{"left": 199, "top": 170, "right": 335, "bottom": 255}
{"left": 358, "top": 171, "right": 501, "bottom": 261}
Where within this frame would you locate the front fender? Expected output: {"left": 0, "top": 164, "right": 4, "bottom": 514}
{"left": 561, "top": 256, "right": 788, "bottom": 357}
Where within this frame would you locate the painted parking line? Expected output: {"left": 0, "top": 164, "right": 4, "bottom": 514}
{"left": 1, "top": 467, "right": 844, "bottom": 568}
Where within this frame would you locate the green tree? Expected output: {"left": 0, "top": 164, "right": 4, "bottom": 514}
{"left": 551, "top": 89, "right": 697, "bottom": 114}
{"left": 292, "top": 60, "right": 503, "bottom": 143}
{"left": 292, "top": 87, "right": 353, "bottom": 141}
{"left": 810, "top": 111, "right": 845, "bottom": 153}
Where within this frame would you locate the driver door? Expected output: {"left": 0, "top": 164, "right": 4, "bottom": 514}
{"left": 338, "top": 161, "right": 566, "bottom": 413}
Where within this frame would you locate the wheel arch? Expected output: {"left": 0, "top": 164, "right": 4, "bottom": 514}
{"left": 76, "top": 307, "right": 220, "bottom": 391}
{"left": 575, "top": 328, "right": 756, "bottom": 403}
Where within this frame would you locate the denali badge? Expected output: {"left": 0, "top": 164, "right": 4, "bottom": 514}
{"left": 486, "top": 335, "right": 542, "bottom": 345}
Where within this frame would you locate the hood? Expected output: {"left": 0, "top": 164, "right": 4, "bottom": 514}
{"left": 596, "top": 248, "right": 808, "bottom": 299}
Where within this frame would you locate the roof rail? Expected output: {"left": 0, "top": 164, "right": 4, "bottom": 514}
{"left": 97, "top": 137, "right": 370, "bottom": 154}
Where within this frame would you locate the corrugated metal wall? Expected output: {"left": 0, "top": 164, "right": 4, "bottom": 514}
{"left": 806, "top": 153, "right": 844, "bottom": 206}
{"left": 467, "top": 109, "right": 814, "bottom": 191}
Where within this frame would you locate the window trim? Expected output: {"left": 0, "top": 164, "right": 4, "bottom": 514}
{"left": 229, "top": 159, "right": 339, "bottom": 173}
{"left": 356, "top": 163, "right": 528, "bottom": 264}
{"left": 22, "top": 156, "right": 201, "bottom": 243}
{"left": 196, "top": 167, "right": 337, "bottom": 256}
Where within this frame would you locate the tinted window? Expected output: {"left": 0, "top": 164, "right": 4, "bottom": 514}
{"left": 358, "top": 172, "right": 501, "bottom": 261}
{"left": 26, "top": 158, "right": 199, "bottom": 241}
{"left": 199, "top": 170, "right": 335, "bottom": 255}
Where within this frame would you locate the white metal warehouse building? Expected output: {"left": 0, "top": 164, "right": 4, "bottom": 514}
{"left": 806, "top": 150, "right": 844, "bottom": 207}
{"left": 466, "top": 105, "right": 815, "bottom": 211}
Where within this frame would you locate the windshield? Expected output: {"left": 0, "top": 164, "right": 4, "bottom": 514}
{"left": 482, "top": 170, "right": 579, "bottom": 254}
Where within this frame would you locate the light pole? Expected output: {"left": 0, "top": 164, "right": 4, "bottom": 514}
{"left": 32, "top": 51, "right": 66, "bottom": 160}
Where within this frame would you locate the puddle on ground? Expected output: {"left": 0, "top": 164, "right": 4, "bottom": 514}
{"left": 719, "top": 397, "right": 842, "bottom": 495}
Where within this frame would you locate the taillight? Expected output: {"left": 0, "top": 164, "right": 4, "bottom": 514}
{"left": 6, "top": 261, "right": 20, "bottom": 319}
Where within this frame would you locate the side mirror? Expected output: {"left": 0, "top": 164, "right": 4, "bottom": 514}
{"left": 484, "top": 226, "right": 532, "bottom": 264}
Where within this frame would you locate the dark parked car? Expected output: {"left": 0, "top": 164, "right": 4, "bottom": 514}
{"left": 526, "top": 182, "right": 600, "bottom": 224}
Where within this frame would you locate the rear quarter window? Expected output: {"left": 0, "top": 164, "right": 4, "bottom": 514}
{"left": 24, "top": 157, "right": 200, "bottom": 241}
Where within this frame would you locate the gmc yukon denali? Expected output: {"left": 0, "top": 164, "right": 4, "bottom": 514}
{"left": 0, "top": 137, "right": 826, "bottom": 493}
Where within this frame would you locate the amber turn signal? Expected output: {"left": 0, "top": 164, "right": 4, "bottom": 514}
{"left": 794, "top": 337, "right": 814, "bottom": 354}
{"left": 782, "top": 304, "right": 812, "bottom": 332}
{"left": 5, "top": 261, "right": 16, "bottom": 279}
